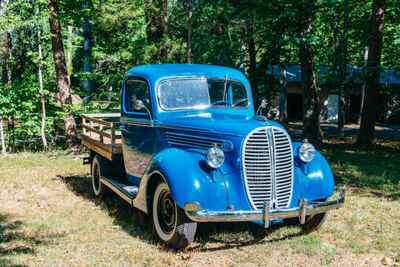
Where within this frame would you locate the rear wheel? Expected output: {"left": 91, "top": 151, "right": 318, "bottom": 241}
{"left": 301, "top": 213, "right": 327, "bottom": 234}
{"left": 91, "top": 156, "right": 110, "bottom": 198}
{"left": 152, "top": 182, "right": 197, "bottom": 249}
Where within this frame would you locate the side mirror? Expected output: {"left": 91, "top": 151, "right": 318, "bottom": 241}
{"left": 133, "top": 99, "right": 145, "bottom": 111}
{"left": 260, "top": 98, "right": 268, "bottom": 109}
{"left": 256, "top": 98, "right": 268, "bottom": 116}
{"left": 133, "top": 99, "right": 153, "bottom": 122}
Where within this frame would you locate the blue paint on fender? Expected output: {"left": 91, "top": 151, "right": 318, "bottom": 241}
{"left": 290, "top": 142, "right": 335, "bottom": 206}
{"left": 147, "top": 147, "right": 254, "bottom": 211}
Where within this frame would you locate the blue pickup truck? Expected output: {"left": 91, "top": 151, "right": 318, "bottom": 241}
{"left": 81, "top": 64, "right": 345, "bottom": 249}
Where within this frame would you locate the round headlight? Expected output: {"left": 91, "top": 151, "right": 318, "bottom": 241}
{"left": 206, "top": 146, "right": 225, "bottom": 169}
{"left": 299, "top": 141, "right": 316, "bottom": 163}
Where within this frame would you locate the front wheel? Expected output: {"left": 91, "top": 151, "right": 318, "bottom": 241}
{"left": 152, "top": 182, "right": 197, "bottom": 249}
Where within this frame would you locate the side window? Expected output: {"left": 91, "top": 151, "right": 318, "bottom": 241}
{"left": 124, "top": 79, "right": 151, "bottom": 114}
{"left": 208, "top": 80, "right": 225, "bottom": 105}
{"left": 231, "top": 82, "right": 248, "bottom": 107}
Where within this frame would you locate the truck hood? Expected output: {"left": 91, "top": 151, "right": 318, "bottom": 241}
{"left": 158, "top": 110, "right": 286, "bottom": 137}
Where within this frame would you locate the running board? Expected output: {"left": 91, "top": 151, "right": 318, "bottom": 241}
{"left": 100, "top": 176, "right": 138, "bottom": 205}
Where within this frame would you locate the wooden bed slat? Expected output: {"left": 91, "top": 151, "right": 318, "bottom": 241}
{"left": 81, "top": 113, "right": 122, "bottom": 160}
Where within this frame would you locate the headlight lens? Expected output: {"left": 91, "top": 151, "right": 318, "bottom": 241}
{"left": 206, "top": 146, "right": 225, "bottom": 168}
{"left": 299, "top": 141, "right": 316, "bottom": 162}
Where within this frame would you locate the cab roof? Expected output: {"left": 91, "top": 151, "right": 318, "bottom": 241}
{"left": 126, "top": 64, "right": 249, "bottom": 84}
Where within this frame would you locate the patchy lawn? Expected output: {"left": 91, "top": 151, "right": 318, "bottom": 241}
{"left": 0, "top": 144, "right": 399, "bottom": 266}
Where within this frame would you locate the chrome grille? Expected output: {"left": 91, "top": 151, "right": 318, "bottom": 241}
{"left": 243, "top": 127, "right": 293, "bottom": 210}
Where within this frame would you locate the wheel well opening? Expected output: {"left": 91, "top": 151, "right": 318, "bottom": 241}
{"left": 146, "top": 173, "right": 164, "bottom": 214}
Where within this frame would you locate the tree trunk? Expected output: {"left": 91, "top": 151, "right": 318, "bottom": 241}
{"left": 358, "top": 46, "right": 369, "bottom": 124}
{"left": 160, "top": 0, "right": 168, "bottom": 60}
{"left": 357, "top": 0, "right": 385, "bottom": 146}
{"left": 279, "top": 64, "right": 287, "bottom": 122}
{"left": 82, "top": 0, "right": 93, "bottom": 93}
{"left": 144, "top": 0, "right": 168, "bottom": 61}
{"left": 0, "top": 1, "right": 9, "bottom": 154}
{"left": 161, "top": 0, "right": 168, "bottom": 35}
{"left": 37, "top": 16, "right": 48, "bottom": 150}
{"left": 3, "top": 32, "right": 12, "bottom": 87}
{"left": 187, "top": 0, "right": 193, "bottom": 63}
{"left": 48, "top": 0, "right": 77, "bottom": 148}
{"left": 337, "top": 0, "right": 349, "bottom": 136}
{"left": 246, "top": 19, "right": 258, "bottom": 107}
{"left": 299, "top": 4, "right": 322, "bottom": 146}
{"left": 0, "top": 117, "right": 5, "bottom": 155}
{"left": 1, "top": 31, "right": 12, "bottom": 154}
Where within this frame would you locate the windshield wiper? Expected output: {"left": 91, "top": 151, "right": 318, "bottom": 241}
{"left": 223, "top": 75, "right": 228, "bottom": 106}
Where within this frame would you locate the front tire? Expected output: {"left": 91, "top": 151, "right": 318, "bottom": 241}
{"left": 152, "top": 182, "right": 197, "bottom": 249}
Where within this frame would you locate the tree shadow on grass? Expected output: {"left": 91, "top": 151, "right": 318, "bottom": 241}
{"left": 321, "top": 142, "right": 400, "bottom": 200}
{"left": 0, "top": 213, "right": 63, "bottom": 267}
{"left": 59, "top": 174, "right": 305, "bottom": 252}
{"left": 59, "top": 174, "right": 157, "bottom": 246}
{"left": 189, "top": 222, "right": 304, "bottom": 252}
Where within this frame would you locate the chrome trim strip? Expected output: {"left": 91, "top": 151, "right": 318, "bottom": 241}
{"left": 156, "top": 76, "right": 250, "bottom": 111}
{"left": 272, "top": 127, "right": 294, "bottom": 209}
{"left": 120, "top": 119, "right": 242, "bottom": 138}
{"left": 100, "top": 177, "right": 133, "bottom": 205}
{"left": 158, "top": 123, "right": 242, "bottom": 137}
{"left": 267, "top": 127, "right": 277, "bottom": 208}
{"left": 185, "top": 188, "right": 345, "bottom": 224}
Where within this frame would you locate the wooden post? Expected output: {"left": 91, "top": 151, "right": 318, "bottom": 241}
{"left": 110, "top": 123, "right": 115, "bottom": 147}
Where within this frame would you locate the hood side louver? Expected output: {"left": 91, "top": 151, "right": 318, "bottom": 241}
{"left": 166, "top": 132, "right": 233, "bottom": 151}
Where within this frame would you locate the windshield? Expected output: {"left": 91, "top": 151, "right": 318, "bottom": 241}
{"left": 158, "top": 78, "right": 249, "bottom": 110}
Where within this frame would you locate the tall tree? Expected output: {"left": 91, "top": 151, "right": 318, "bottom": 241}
{"left": 0, "top": 0, "right": 12, "bottom": 154}
{"left": 186, "top": 0, "right": 192, "bottom": 63}
{"left": 337, "top": 0, "right": 349, "bottom": 136}
{"left": 246, "top": 18, "right": 258, "bottom": 106}
{"left": 144, "top": 0, "right": 169, "bottom": 61}
{"left": 82, "top": 0, "right": 93, "bottom": 93}
{"left": 48, "top": 0, "right": 77, "bottom": 148}
{"left": 278, "top": 63, "right": 287, "bottom": 122}
{"left": 358, "top": 0, "right": 386, "bottom": 146}
{"left": 298, "top": 2, "right": 322, "bottom": 145}
{"left": 36, "top": 4, "right": 48, "bottom": 150}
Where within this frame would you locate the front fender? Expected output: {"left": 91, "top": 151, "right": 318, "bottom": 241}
{"left": 145, "top": 148, "right": 231, "bottom": 211}
{"left": 290, "top": 142, "right": 335, "bottom": 206}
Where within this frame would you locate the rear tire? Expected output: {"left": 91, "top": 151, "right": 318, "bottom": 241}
{"left": 91, "top": 156, "right": 110, "bottom": 198}
{"left": 301, "top": 213, "right": 327, "bottom": 234}
{"left": 152, "top": 182, "right": 197, "bottom": 249}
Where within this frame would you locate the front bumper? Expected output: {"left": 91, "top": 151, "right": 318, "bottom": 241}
{"left": 185, "top": 188, "right": 345, "bottom": 228}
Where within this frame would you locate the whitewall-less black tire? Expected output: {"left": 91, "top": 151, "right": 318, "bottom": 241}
{"left": 152, "top": 182, "right": 197, "bottom": 249}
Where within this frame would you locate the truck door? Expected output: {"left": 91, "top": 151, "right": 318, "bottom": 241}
{"left": 121, "top": 78, "right": 156, "bottom": 185}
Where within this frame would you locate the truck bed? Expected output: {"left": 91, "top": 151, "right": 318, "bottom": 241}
{"left": 81, "top": 113, "right": 122, "bottom": 161}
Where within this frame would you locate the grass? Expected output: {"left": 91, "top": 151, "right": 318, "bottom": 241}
{"left": 322, "top": 140, "right": 400, "bottom": 198}
{"left": 0, "top": 143, "right": 399, "bottom": 266}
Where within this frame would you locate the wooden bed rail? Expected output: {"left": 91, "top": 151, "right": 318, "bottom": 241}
{"left": 81, "top": 113, "right": 122, "bottom": 161}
